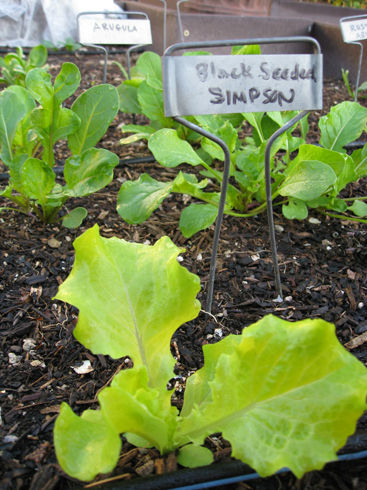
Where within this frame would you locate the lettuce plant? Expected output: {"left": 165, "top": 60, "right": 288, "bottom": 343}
{"left": 117, "top": 100, "right": 367, "bottom": 237}
{"left": 53, "top": 224, "right": 367, "bottom": 482}
{"left": 117, "top": 50, "right": 175, "bottom": 142}
{"left": 0, "top": 62, "right": 119, "bottom": 226}
{"left": 0, "top": 45, "right": 48, "bottom": 87}
{"left": 116, "top": 45, "right": 268, "bottom": 148}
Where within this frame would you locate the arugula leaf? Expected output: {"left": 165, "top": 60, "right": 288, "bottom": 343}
{"left": 135, "top": 51, "right": 162, "bottom": 86}
{"left": 137, "top": 81, "right": 170, "bottom": 127}
{"left": 6, "top": 85, "right": 37, "bottom": 155}
{"left": 286, "top": 144, "right": 356, "bottom": 195}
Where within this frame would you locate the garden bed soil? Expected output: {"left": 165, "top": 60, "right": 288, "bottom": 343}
{"left": 1, "top": 52, "right": 367, "bottom": 489}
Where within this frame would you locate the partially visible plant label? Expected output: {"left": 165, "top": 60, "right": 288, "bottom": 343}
{"left": 163, "top": 54, "right": 322, "bottom": 116}
{"left": 340, "top": 16, "right": 367, "bottom": 43}
{"left": 78, "top": 17, "right": 152, "bottom": 45}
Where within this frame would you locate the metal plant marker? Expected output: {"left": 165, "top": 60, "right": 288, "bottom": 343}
{"left": 77, "top": 10, "right": 152, "bottom": 83}
{"left": 158, "top": 0, "right": 167, "bottom": 51}
{"left": 340, "top": 15, "right": 367, "bottom": 102}
{"left": 176, "top": 0, "right": 189, "bottom": 43}
{"left": 163, "top": 37, "right": 322, "bottom": 312}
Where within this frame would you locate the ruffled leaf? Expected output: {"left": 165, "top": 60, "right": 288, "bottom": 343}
{"left": 54, "top": 225, "right": 201, "bottom": 388}
{"left": 54, "top": 403, "right": 121, "bottom": 481}
{"left": 178, "top": 315, "right": 367, "bottom": 478}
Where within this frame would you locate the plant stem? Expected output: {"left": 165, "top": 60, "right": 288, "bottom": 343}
{"left": 200, "top": 161, "right": 223, "bottom": 183}
{"left": 318, "top": 210, "right": 367, "bottom": 224}
{"left": 0, "top": 206, "right": 32, "bottom": 216}
{"left": 341, "top": 196, "right": 367, "bottom": 202}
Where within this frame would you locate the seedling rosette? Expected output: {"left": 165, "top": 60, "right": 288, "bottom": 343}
{"left": 0, "top": 62, "right": 119, "bottom": 227}
{"left": 53, "top": 225, "right": 367, "bottom": 482}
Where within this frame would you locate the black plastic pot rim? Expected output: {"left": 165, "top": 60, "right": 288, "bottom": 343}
{"left": 73, "top": 449, "right": 367, "bottom": 490}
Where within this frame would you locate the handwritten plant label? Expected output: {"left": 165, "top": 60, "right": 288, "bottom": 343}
{"left": 340, "top": 16, "right": 367, "bottom": 43}
{"left": 78, "top": 17, "right": 152, "bottom": 45}
{"left": 163, "top": 54, "right": 322, "bottom": 116}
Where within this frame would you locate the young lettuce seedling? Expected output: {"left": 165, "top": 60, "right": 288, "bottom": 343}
{"left": 53, "top": 224, "right": 367, "bottom": 482}
{"left": 117, "top": 101, "right": 367, "bottom": 237}
{"left": 0, "top": 62, "right": 119, "bottom": 226}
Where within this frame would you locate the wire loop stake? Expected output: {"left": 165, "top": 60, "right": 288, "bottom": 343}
{"left": 163, "top": 36, "right": 322, "bottom": 312}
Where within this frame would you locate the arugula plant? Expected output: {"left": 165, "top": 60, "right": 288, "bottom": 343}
{"left": 53, "top": 224, "right": 367, "bottom": 482}
{"left": 117, "top": 100, "right": 367, "bottom": 237}
{"left": 0, "top": 62, "right": 119, "bottom": 227}
{"left": 0, "top": 45, "right": 48, "bottom": 87}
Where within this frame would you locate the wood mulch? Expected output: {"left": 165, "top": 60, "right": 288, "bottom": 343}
{"left": 0, "top": 51, "right": 367, "bottom": 489}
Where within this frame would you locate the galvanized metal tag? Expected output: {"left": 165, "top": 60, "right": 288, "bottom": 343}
{"left": 163, "top": 54, "right": 323, "bottom": 116}
{"left": 340, "top": 16, "right": 367, "bottom": 43}
{"left": 78, "top": 17, "right": 152, "bottom": 45}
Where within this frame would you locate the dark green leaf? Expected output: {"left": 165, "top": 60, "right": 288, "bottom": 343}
{"left": 179, "top": 203, "right": 218, "bottom": 238}
{"left": 62, "top": 207, "right": 88, "bottom": 228}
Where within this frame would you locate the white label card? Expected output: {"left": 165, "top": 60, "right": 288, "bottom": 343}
{"left": 163, "top": 54, "right": 323, "bottom": 117}
{"left": 78, "top": 17, "right": 152, "bottom": 45}
{"left": 340, "top": 17, "right": 367, "bottom": 42}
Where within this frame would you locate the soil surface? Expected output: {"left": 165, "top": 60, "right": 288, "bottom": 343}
{"left": 1, "top": 51, "right": 367, "bottom": 490}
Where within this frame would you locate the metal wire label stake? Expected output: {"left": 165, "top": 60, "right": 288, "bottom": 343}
{"left": 340, "top": 15, "right": 367, "bottom": 102}
{"left": 77, "top": 11, "right": 152, "bottom": 83}
{"left": 162, "top": 37, "right": 322, "bottom": 312}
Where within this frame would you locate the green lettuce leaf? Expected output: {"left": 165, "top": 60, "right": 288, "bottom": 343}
{"left": 348, "top": 199, "right": 367, "bottom": 217}
{"left": 54, "top": 403, "right": 121, "bottom": 481}
{"left": 99, "top": 366, "right": 178, "bottom": 453}
{"left": 148, "top": 129, "right": 205, "bottom": 167}
{"left": 54, "top": 225, "right": 201, "bottom": 388}
{"left": 178, "top": 315, "right": 367, "bottom": 478}
{"left": 117, "top": 173, "right": 174, "bottom": 224}
{"left": 285, "top": 144, "right": 356, "bottom": 195}
{"left": 319, "top": 101, "right": 367, "bottom": 153}
{"left": 179, "top": 203, "right": 218, "bottom": 238}
{"left": 282, "top": 198, "right": 308, "bottom": 220}
{"left": 279, "top": 160, "right": 336, "bottom": 201}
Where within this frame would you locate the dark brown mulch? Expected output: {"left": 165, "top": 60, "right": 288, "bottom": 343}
{"left": 1, "top": 51, "right": 367, "bottom": 490}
